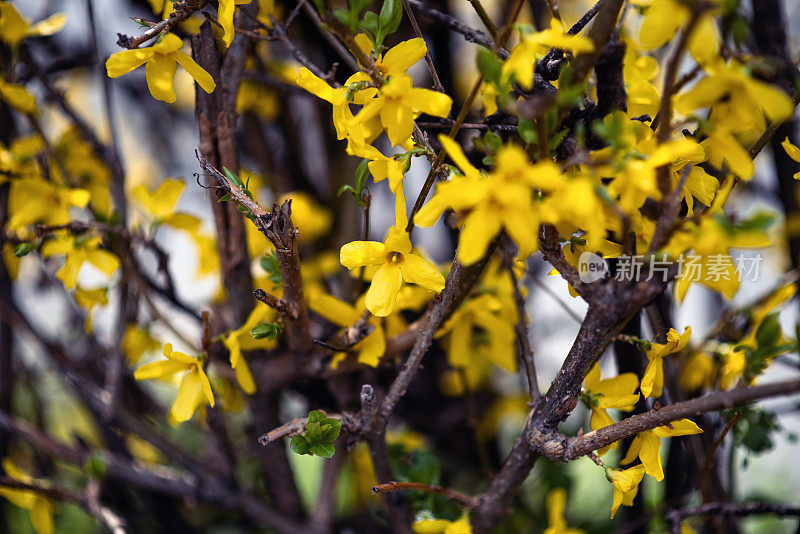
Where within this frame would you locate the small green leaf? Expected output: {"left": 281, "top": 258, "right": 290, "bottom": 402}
{"left": 321, "top": 420, "right": 342, "bottom": 442}
{"left": 308, "top": 410, "right": 326, "bottom": 423}
{"left": 518, "top": 118, "right": 536, "bottom": 144}
{"left": 251, "top": 322, "right": 281, "bottom": 340}
{"left": 355, "top": 159, "right": 371, "bottom": 192}
{"left": 290, "top": 435, "right": 311, "bottom": 455}
{"left": 360, "top": 12, "right": 380, "bottom": 47}
{"left": 310, "top": 443, "right": 335, "bottom": 458}
{"left": 223, "top": 167, "right": 244, "bottom": 188}
{"left": 476, "top": 48, "right": 503, "bottom": 85}
{"left": 338, "top": 184, "right": 357, "bottom": 198}
{"left": 260, "top": 251, "right": 282, "bottom": 284}
{"left": 378, "top": 0, "right": 402, "bottom": 40}
{"left": 306, "top": 421, "right": 323, "bottom": 442}
{"left": 218, "top": 193, "right": 232, "bottom": 202}
{"left": 14, "top": 242, "right": 35, "bottom": 257}
{"left": 483, "top": 130, "right": 502, "bottom": 152}
{"left": 83, "top": 453, "right": 107, "bottom": 479}
{"left": 755, "top": 312, "right": 781, "bottom": 348}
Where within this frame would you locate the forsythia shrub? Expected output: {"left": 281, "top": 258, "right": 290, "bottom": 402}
{"left": 1, "top": 0, "right": 800, "bottom": 532}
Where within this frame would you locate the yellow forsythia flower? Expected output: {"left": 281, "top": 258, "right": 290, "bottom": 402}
{"left": 134, "top": 343, "right": 215, "bottom": 422}
{"left": 222, "top": 303, "right": 277, "bottom": 394}
{"left": 620, "top": 419, "right": 702, "bottom": 480}
{"left": 106, "top": 33, "right": 215, "bottom": 103}
{"left": 340, "top": 226, "right": 444, "bottom": 317}
{"left": 582, "top": 364, "right": 639, "bottom": 455}
{"left": 642, "top": 327, "right": 691, "bottom": 398}
{"left": 606, "top": 464, "right": 646, "bottom": 518}
{"left": 503, "top": 19, "right": 594, "bottom": 88}
{"left": 41, "top": 234, "right": 119, "bottom": 290}
{"left": 0, "top": 2, "right": 66, "bottom": 46}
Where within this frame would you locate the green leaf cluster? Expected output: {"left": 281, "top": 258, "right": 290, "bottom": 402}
{"left": 290, "top": 410, "right": 342, "bottom": 458}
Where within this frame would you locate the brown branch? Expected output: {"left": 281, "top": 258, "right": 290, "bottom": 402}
{"left": 555, "top": 379, "right": 800, "bottom": 461}
{"left": 700, "top": 412, "right": 740, "bottom": 501}
{"left": 261, "top": 201, "right": 313, "bottom": 352}
{"left": 372, "top": 481, "right": 477, "bottom": 507}
{"left": 504, "top": 252, "right": 540, "bottom": 401}
{"left": 254, "top": 288, "right": 296, "bottom": 318}
{"left": 402, "top": 0, "right": 445, "bottom": 92}
{"left": 403, "top": 0, "right": 503, "bottom": 57}
{"left": 666, "top": 502, "right": 800, "bottom": 534}
{"left": 472, "top": 267, "right": 674, "bottom": 531}
{"left": 466, "top": 0, "right": 499, "bottom": 38}
{"left": 267, "top": 14, "right": 330, "bottom": 81}
{"left": 648, "top": 165, "right": 692, "bottom": 254}
{"left": 567, "top": 0, "right": 624, "bottom": 85}
{"left": 298, "top": 0, "right": 359, "bottom": 73}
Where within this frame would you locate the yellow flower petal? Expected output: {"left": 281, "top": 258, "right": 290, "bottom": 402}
{"left": 0, "top": 3, "right": 29, "bottom": 45}
{"left": 782, "top": 137, "right": 800, "bottom": 163}
{"left": 365, "top": 262, "right": 403, "bottom": 317}
{"left": 173, "top": 51, "right": 216, "bottom": 94}
{"left": 134, "top": 359, "right": 188, "bottom": 380}
{"left": 400, "top": 253, "right": 445, "bottom": 292}
{"left": 405, "top": 87, "right": 452, "bottom": 118}
{"left": 144, "top": 54, "right": 178, "bottom": 102}
{"left": 340, "top": 240, "right": 385, "bottom": 269}
{"left": 171, "top": 371, "right": 204, "bottom": 422}
{"left": 27, "top": 12, "right": 67, "bottom": 37}
{"left": 439, "top": 135, "right": 481, "bottom": 179}
{"left": 380, "top": 38, "right": 427, "bottom": 76}
{"left": 106, "top": 49, "right": 154, "bottom": 78}
{"left": 197, "top": 366, "right": 216, "bottom": 406}
{"left": 308, "top": 293, "right": 361, "bottom": 326}
{"left": 163, "top": 342, "right": 198, "bottom": 364}
{"left": 153, "top": 32, "right": 183, "bottom": 53}
{"left": 457, "top": 207, "right": 501, "bottom": 265}
{"left": 296, "top": 67, "right": 343, "bottom": 105}
{"left": 638, "top": 431, "right": 664, "bottom": 480}
{"left": 384, "top": 226, "right": 412, "bottom": 254}
{"left": 653, "top": 418, "right": 702, "bottom": 437}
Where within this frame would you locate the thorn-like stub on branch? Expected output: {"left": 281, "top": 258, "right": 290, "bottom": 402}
{"left": 257, "top": 434, "right": 270, "bottom": 446}
{"left": 116, "top": 33, "right": 132, "bottom": 48}
{"left": 361, "top": 384, "right": 375, "bottom": 406}
{"left": 253, "top": 288, "right": 297, "bottom": 318}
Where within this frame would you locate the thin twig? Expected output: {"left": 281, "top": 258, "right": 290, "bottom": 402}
{"left": 372, "top": 481, "right": 477, "bottom": 507}
{"left": 401, "top": 0, "right": 445, "bottom": 92}
{"left": 700, "top": 412, "right": 740, "bottom": 501}
{"left": 118, "top": 0, "right": 209, "bottom": 49}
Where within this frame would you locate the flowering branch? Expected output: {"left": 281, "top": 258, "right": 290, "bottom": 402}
{"left": 117, "top": 0, "right": 209, "bottom": 49}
